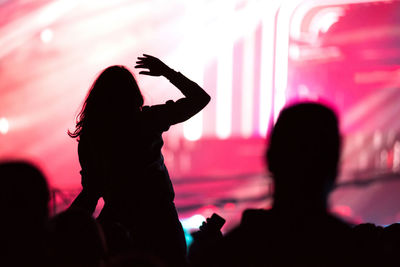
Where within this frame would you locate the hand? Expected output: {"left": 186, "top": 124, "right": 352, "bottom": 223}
{"left": 135, "top": 54, "right": 170, "bottom": 76}
{"left": 199, "top": 219, "right": 210, "bottom": 231}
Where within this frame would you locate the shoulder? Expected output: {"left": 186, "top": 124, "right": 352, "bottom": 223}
{"left": 223, "top": 209, "right": 272, "bottom": 241}
{"left": 218, "top": 209, "right": 273, "bottom": 263}
{"left": 140, "top": 101, "right": 175, "bottom": 132}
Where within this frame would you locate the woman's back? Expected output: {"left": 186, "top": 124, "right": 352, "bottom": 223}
{"left": 78, "top": 106, "right": 174, "bottom": 206}
{"left": 70, "top": 55, "right": 210, "bottom": 266}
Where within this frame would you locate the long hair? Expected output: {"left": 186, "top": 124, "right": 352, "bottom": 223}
{"left": 69, "top": 65, "right": 144, "bottom": 139}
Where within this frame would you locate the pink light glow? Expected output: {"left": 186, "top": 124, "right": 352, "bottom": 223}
{"left": 40, "top": 28, "right": 53, "bottom": 43}
{"left": 274, "top": 0, "right": 304, "bottom": 122}
{"left": 0, "top": 0, "right": 277, "bottom": 187}
{"left": 258, "top": 5, "right": 278, "bottom": 137}
{"left": 216, "top": 43, "right": 234, "bottom": 139}
{"left": 183, "top": 112, "right": 203, "bottom": 141}
{"left": 240, "top": 31, "right": 255, "bottom": 138}
{"left": 309, "top": 8, "right": 343, "bottom": 34}
{"left": 0, "top": 118, "right": 9, "bottom": 135}
{"left": 3, "top": 0, "right": 400, "bottom": 225}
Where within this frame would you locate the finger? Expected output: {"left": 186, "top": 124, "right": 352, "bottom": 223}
{"left": 137, "top": 57, "right": 147, "bottom": 60}
{"left": 135, "top": 60, "right": 145, "bottom": 64}
{"left": 139, "top": 71, "right": 151, "bottom": 75}
{"left": 143, "top": 54, "right": 155, "bottom": 58}
{"left": 134, "top": 65, "right": 146, "bottom": 68}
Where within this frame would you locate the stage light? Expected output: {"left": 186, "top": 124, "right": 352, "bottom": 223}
{"left": 182, "top": 63, "right": 204, "bottom": 142}
{"left": 181, "top": 214, "right": 206, "bottom": 230}
{"left": 393, "top": 141, "right": 400, "bottom": 171}
{"left": 298, "top": 84, "right": 318, "bottom": 100}
{"left": 240, "top": 31, "right": 255, "bottom": 138}
{"left": 216, "top": 44, "right": 233, "bottom": 139}
{"left": 0, "top": 118, "right": 9, "bottom": 134}
{"left": 332, "top": 205, "right": 354, "bottom": 219}
{"left": 183, "top": 228, "right": 193, "bottom": 247}
{"left": 224, "top": 202, "right": 235, "bottom": 210}
{"left": 274, "top": 0, "right": 304, "bottom": 122}
{"left": 40, "top": 28, "right": 53, "bottom": 43}
{"left": 258, "top": 7, "right": 278, "bottom": 137}
{"left": 179, "top": 212, "right": 206, "bottom": 248}
{"left": 373, "top": 131, "right": 383, "bottom": 148}
{"left": 183, "top": 112, "right": 203, "bottom": 141}
{"left": 309, "top": 8, "right": 343, "bottom": 34}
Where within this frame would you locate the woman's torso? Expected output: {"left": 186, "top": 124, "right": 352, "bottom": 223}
{"left": 78, "top": 107, "right": 175, "bottom": 208}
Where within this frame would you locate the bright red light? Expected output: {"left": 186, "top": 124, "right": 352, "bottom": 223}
{"left": 224, "top": 202, "right": 236, "bottom": 210}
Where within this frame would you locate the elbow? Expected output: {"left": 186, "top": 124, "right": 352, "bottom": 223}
{"left": 202, "top": 93, "right": 211, "bottom": 106}
{"left": 194, "top": 93, "right": 211, "bottom": 113}
{"left": 199, "top": 94, "right": 211, "bottom": 110}
{"left": 205, "top": 94, "right": 211, "bottom": 105}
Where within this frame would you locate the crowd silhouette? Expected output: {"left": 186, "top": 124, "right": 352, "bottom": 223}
{"left": 1, "top": 55, "right": 400, "bottom": 266}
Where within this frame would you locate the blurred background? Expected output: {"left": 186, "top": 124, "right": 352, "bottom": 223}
{"left": 1, "top": 0, "right": 400, "bottom": 243}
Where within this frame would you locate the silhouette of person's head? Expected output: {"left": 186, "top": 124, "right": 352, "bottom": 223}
{"left": 266, "top": 102, "right": 341, "bottom": 210}
{"left": 48, "top": 209, "right": 107, "bottom": 266}
{"left": 0, "top": 161, "right": 50, "bottom": 264}
{"left": 0, "top": 160, "right": 49, "bottom": 226}
{"left": 69, "top": 65, "right": 144, "bottom": 139}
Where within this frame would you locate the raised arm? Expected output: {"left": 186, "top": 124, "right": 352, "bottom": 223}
{"left": 135, "top": 54, "right": 211, "bottom": 125}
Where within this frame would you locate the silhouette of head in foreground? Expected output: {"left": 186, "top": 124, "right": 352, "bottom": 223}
{"left": 48, "top": 209, "right": 107, "bottom": 266}
{"left": 197, "top": 103, "right": 350, "bottom": 267}
{"left": 69, "top": 65, "right": 144, "bottom": 139}
{"left": 0, "top": 161, "right": 50, "bottom": 265}
{"left": 266, "top": 102, "right": 340, "bottom": 213}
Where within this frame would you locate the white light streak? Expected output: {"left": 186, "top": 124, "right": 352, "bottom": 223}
{"left": 216, "top": 43, "right": 233, "bottom": 139}
{"left": 181, "top": 214, "right": 206, "bottom": 230}
{"left": 259, "top": 4, "right": 279, "bottom": 137}
{"left": 240, "top": 31, "right": 255, "bottom": 138}
{"left": 0, "top": 0, "right": 79, "bottom": 59}
{"left": 181, "top": 42, "right": 205, "bottom": 141}
{"left": 0, "top": 118, "right": 9, "bottom": 134}
{"left": 274, "top": 0, "right": 304, "bottom": 122}
{"left": 309, "top": 8, "right": 344, "bottom": 34}
{"left": 183, "top": 112, "right": 203, "bottom": 141}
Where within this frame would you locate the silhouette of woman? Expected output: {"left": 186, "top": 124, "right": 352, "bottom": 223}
{"left": 68, "top": 54, "right": 210, "bottom": 266}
